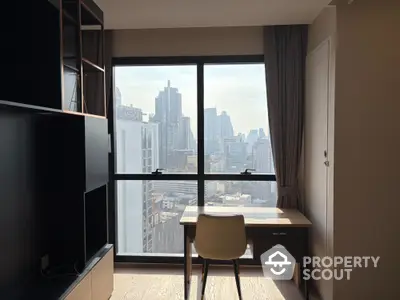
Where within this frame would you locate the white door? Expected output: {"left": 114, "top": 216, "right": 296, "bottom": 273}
{"left": 305, "top": 38, "right": 334, "bottom": 300}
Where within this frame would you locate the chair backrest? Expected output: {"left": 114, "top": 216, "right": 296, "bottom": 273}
{"left": 194, "top": 214, "right": 247, "bottom": 260}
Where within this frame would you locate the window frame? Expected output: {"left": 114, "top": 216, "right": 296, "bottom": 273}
{"left": 109, "top": 55, "right": 276, "bottom": 264}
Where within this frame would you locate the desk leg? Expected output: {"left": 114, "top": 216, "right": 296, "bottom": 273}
{"left": 301, "top": 265, "right": 309, "bottom": 300}
{"left": 293, "top": 263, "right": 309, "bottom": 300}
{"left": 297, "top": 263, "right": 309, "bottom": 300}
{"left": 293, "top": 263, "right": 301, "bottom": 288}
{"left": 184, "top": 226, "right": 192, "bottom": 300}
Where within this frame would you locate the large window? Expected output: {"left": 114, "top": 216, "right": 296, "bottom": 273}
{"left": 112, "top": 56, "right": 276, "bottom": 259}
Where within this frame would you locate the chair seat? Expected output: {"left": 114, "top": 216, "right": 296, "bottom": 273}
{"left": 194, "top": 243, "right": 245, "bottom": 260}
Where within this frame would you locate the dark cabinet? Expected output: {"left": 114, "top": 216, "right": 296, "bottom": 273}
{"left": 251, "top": 228, "right": 308, "bottom": 262}
{"left": 85, "top": 116, "right": 109, "bottom": 193}
{"left": 0, "top": 0, "right": 108, "bottom": 298}
{"left": 34, "top": 113, "right": 108, "bottom": 272}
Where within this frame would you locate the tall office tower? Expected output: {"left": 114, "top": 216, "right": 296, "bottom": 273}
{"left": 246, "top": 129, "right": 259, "bottom": 154}
{"left": 238, "top": 133, "right": 246, "bottom": 142}
{"left": 153, "top": 80, "right": 183, "bottom": 168}
{"left": 223, "top": 136, "right": 247, "bottom": 173}
{"left": 252, "top": 136, "right": 277, "bottom": 201}
{"left": 169, "top": 149, "right": 195, "bottom": 171}
{"left": 178, "top": 116, "right": 195, "bottom": 150}
{"left": 259, "top": 128, "right": 266, "bottom": 138}
{"left": 253, "top": 137, "right": 272, "bottom": 173}
{"left": 115, "top": 104, "right": 160, "bottom": 254}
{"left": 204, "top": 108, "right": 218, "bottom": 154}
{"left": 218, "top": 111, "right": 234, "bottom": 140}
{"left": 115, "top": 87, "right": 122, "bottom": 106}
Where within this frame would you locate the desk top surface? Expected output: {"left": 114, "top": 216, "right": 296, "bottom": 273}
{"left": 179, "top": 206, "right": 312, "bottom": 227}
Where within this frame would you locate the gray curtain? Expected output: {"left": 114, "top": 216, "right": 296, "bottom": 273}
{"left": 263, "top": 25, "right": 308, "bottom": 209}
{"left": 104, "top": 30, "right": 113, "bottom": 118}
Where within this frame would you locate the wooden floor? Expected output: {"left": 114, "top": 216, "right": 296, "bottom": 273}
{"left": 111, "top": 265, "right": 305, "bottom": 300}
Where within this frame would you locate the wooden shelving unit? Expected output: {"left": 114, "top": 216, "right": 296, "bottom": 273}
{"left": 60, "top": 0, "right": 106, "bottom": 117}
{"left": 1, "top": 0, "right": 105, "bottom": 117}
{"left": 0, "top": 1, "right": 112, "bottom": 299}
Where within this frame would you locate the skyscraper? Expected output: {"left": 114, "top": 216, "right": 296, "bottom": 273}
{"left": 204, "top": 108, "right": 218, "bottom": 154}
{"left": 204, "top": 108, "right": 235, "bottom": 155}
{"left": 252, "top": 136, "right": 276, "bottom": 201}
{"left": 246, "top": 129, "right": 259, "bottom": 154}
{"left": 218, "top": 111, "right": 234, "bottom": 140}
{"left": 154, "top": 80, "right": 182, "bottom": 123}
{"left": 259, "top": 128, "right": 266, "bottom": 138}
{"left": 153, "top": 80, "right": 183, "bottom": 168}
{"left": 115, "top": 106, "right": 160, "bottom": 254}
{"left": 115, "top": 87, "right": 122, "bottom": 106}
{"left": 223, "top": 136, "right": 247, "bottom": 173}
{"left": 178, "top": 116, "right": 195, "bottom": 150}
{"left": 253, "top": 137, "right": 272, "bottom": 173}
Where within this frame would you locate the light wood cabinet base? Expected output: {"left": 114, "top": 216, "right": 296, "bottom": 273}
{"left": 64, "top": 244, "right": 114, "bottom": 300}
{"left": 92, "top": 245, "right": 114, "bottom": 300}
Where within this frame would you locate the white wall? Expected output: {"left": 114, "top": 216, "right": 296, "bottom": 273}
{"left": 305, "top": 6, "right": 337, "bottom": 300}
{"left": 308, "top": 7, "right": 337, "bottom": 52}
{"left": 307, "top": 1, "right": 400, "bottom": 299}
{"left": 333, "top": 0, "right": 400, "bottom": 299}
{"left": 112, "top": 27, "right": 263, "bottom": 57}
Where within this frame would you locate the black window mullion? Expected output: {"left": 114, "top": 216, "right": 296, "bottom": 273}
{"left": 114, "top": 174, "right": 199, "bottom": 181}
{"left": 197, "top": 62, "right": 205, "bottom": 206}
{"left": 113, "top": 174, "right": 275, "bottom": 182}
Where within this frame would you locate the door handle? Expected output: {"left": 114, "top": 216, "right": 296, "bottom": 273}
{"left": 241, "top": 168, "right": 256, "bottom": 175}
{"left": 151, "top": 168, "right": 165, "bottom": 175}
{"left": 324, "top": 161, "right": 330, "bottom": 167}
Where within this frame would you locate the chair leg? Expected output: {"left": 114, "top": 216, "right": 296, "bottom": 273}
{"left": 201, "top": 259, "right": 209, "bottom": 299}
{"left": 233, "top": 259, "right": 242, "bottom": 300}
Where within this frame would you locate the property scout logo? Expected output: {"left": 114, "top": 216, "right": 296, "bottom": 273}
{"left": 260, "top": 244, "right": 380, "bottom": 281}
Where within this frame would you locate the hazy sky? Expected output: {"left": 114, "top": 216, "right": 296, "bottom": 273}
{"left": 115, "top": 64, "right": 268, "bottom": 138}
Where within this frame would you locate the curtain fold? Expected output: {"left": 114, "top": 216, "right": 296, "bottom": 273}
{"left": 104, "top": 30, "right": 113, "bottom": 118}
{"left": 263, "top": 25, "right": 308, "bottom": 209}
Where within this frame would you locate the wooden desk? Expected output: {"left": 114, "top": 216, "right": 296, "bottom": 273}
{"left": 180, "top": 206, "right": 312, "bottom": 300}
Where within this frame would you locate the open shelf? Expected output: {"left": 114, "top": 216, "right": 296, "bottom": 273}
{"left": 82, "top": 24, "right": 103, "bottom": 68}
{"left": 82, "top": 57, "right": 104, "bottom": 72}
{"left": 83, "top": 71, "right": 106, "bottom": 116}
{"left": 81, "top": 0, "right": 103, "bottom": 25}
{"left": 0, "top": 99, "right": 105, "bottom": 120}
{"left": 62, "top": 0, "right": 79, "bottom": 23}
{"left": 0, "top": 100, "right": 65, "bottom": 115}
{"left": 64, "top": 63, "right": 79, "bottom": 73}
{"left": 62, "top": 1, "right": 81, "bottom": 113}
{"left": 63, "top": 67, "right": 81, "bottom": 112}
{"left": 62, "top": 9, "right": 78, "bottom": 24}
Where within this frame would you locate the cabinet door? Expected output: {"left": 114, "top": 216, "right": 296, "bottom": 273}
{"left": 85, "top": 116, "right": 109, "bottom": 192}
{"left": 65, "top": 273, "right": 92, "bottom": 300}
{"left": 91, "top": 248, "right": 114, "bottom": 300}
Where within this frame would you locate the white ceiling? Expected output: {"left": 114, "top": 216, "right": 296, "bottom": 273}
{"left": 94, "top": 0, "right": 331, "bottom": 30}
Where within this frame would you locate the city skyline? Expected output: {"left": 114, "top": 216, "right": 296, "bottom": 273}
{"left": 116, "top": 85, "right": 267, "bottom": 146}
{"left": 114, "top": 64, "right": 269, "bottom": 137}
{"left": 114, "top": 64, "right": 276, "bottom": 255}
